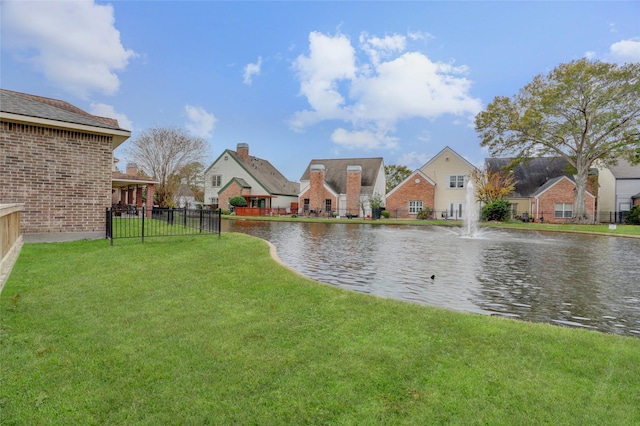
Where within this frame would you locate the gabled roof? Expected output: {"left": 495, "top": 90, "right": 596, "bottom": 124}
{"left": 531, "top": 175, "right": 594, "bottom": 198}
{"left": 485, "top": 157, "right": 571, "bottom": 198}
{"left": 300, "top": 157, "right": 384, "bottom": 195}
{"left": 0, "top": 88, "right": 131, "bottom": 148}
{"left": 420, "top": 146, "right": 478, "bottom": 171}
{"left": 606, "top": 159, "right": 640, "bottom": 179}
{"left": 385, "top": 170, "right": 435, "bottom": 198}
{"left": 208, "top": 149, "right": 299, "bottom": 196}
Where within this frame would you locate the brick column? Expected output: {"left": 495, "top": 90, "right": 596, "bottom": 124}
{"left": 309, "top": 164, "right": 325, "bottom": 213}
{"left": 146, "top": 184, "right": 155, "bottom": 217}
{"left": 346, "top": 165, "right": 362, "bottom": 216}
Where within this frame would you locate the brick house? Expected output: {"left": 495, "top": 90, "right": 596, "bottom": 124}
{"left": 531, "top": 175, "right": 596, "bottom": 223}
{"left": 299, "top": 157, "right": 386, "bottom": 217}
{"left": 203, "top": 143, "right": 299, "bottom": 213}
{"left": 486, "top": 157, "right": 599, "bottom": 221}
{"left": 385, "top": 170, "right": 436, "bottom": 219}
{"left": 0, "top": 89, "right": 131, "bottom": 236}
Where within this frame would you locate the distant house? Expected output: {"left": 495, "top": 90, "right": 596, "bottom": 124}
{"left": 420, "top": 146, "right": 479, "bottom": 219}
{"left": 597, "top": 159, "right": 640, "bottom": 222}
{"left": 174, "top": 178, "right": 197, "bottom": 209}
{"left": 203, "top": 143, "right": 299, "bottom": 213}
{"left": 485, "top": 157, "right": 572, "bottom": 218}
{"left": 486, "top": 157, "right": 598, "bottom": 222}
{"left": 385, "top": 170, "right": 436, "bottom": 219}
{"left": 299, "top": 157, "right": 386, "bottom": 217}
{"left": 111, "top": 160, "right": 157, "bottom": 216}
{"left": 0, "top": 88, "right": 131, "bottom": 236}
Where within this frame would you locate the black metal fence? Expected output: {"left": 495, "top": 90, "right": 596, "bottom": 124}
{"left": 106, "top": 207, "right": 221, "bottom": 245}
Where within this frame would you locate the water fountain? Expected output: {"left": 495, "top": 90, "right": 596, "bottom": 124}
{"left": 462, "top": 179, "right": 478, "bottom": 237}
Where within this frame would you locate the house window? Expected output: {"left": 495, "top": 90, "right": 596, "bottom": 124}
{"left": 620, "top": 203, "right": 631, "bottom": 212}
{"left": 554, "top": 203, "right": 573, "bottom": 218}
{"left": 449, "top": 175, "right": 465, "bottom": 188}
{"left": 303, "top": 198, "right": 310, "bottom": 212}
{"left": 409, "top": 200, "right": 423, "bottom": 214}
{"left": 212, "top": 174, "right": 222, "bottom": 187}
{"left": 325, "top": 199, "right": 332, "bottom": 212}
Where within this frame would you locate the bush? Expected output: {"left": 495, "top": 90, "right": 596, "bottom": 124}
{"left": 482, "top": 199, "right": 511, "bottom": 221}
{"left": 220, "top": 209, "right": 231, "bottom": 215}
{"left": 229, "top": 196, "right": 247, "bottom": 207}
{"left": 416, "top": 206, "right": 433, "bottom": 220}
{"left": 625, "top": 204, "right": 640, "bottom": 225}
{"left": 381, "top": 210, "right": 390, "bottom": 219}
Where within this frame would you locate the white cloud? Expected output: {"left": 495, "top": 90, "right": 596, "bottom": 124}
{"left": 1, "top": 0, "right": 134, "bottom": 98}
{"left": 290, "top": 30, "right": 482, "bottom": 151}
{"left": 185, "top": 105, "right": 217, "bottom": 139}
{"left": 90, "top": 102, "right": 132, "bottom": 130}
{"left": 243, "top": 56, "right": 263, "bottom": 85}
{"left": 290, "top": 31, "right": 357, "bottom": 128}
{"left": 608, "top": 38, "right": 640, "bottom": 63}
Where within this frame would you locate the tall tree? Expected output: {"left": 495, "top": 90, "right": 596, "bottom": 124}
{"left": 475, "top": 59, "right": 640, "bottom": 221}
{"left": 470, "top": 168, "right": 516, "bottom": 205}
{"left": 385, "top": 164, "right": 412, "bottom": 193}
{"left": 125, "top": 127, "right": 210, "bottom": 207}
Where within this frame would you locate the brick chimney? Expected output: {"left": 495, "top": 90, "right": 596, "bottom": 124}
{"left": 126, "top": 162, "right": 138, "bottom": 176}
{"left": 310, "top": 164, "right": 326, "bottom": 212}
{"left": 346, "top": 165, "right": 362, "bottom": 216}
{"left": 237, "top": 143, "right": 249, "bottom": 162}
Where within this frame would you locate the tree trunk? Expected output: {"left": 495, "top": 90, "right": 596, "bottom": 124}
{"left": 574, "top": 162, "right": 590, "bottom": 222}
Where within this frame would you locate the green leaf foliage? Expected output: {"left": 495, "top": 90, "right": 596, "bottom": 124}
{"left": 625, "top": 204, "right": 640, "bottom": 225}
{"left": 229, "top": 195, "right": 247, "bottom": 207}
{"left": 482, "top": 199, "right": 512, "bottom": 221}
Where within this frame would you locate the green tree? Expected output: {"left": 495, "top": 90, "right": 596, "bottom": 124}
{"left": 125, "top": 127, "right": 210, "bottom": 207}
{"left": 229, "top": 196, "right": 247, "bottom": 207}
{"left": 385, "top": 164, "right": 412, "bottom": 193}
{"left": 475, "top": 59, "right": 640, "bottom": 221}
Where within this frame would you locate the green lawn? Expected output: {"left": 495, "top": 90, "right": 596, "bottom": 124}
{"left": 1, "top": 234, "right": 639, "bottom": 425}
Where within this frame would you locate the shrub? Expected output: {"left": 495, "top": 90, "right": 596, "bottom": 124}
{"left": 229, "top": 196, "right": 247, "bottom": 207}
{"left": 416, "top": 206, "right": 433, "bottom": 220}
{"left": 625, "top": 204, "right": 640, "bottom": 225}
{"left": 220, "top": 209, "right": 231, "bottom": 215}
{"left": 482, "top": 199, "right": 511, "bottom": 221}
{"left": 381, "top": 210, "right": 390, "bottom": 219}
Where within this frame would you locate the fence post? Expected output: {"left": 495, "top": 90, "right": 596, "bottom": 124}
{"left": 141, "top": 206, "right": 145, "bottom": 243}
{"left": 199, "top": 208, "right": 204, "bottom": 233}
{"left": 106, "top": 207, "right": 113, "bottom": 246}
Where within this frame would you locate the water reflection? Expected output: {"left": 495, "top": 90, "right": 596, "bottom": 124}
{"left": 223, "top": 219, "right": 640, "bottom": 337}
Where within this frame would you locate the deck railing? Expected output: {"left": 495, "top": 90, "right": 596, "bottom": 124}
{"left": 0, "top": 203, "right": 24, "bottom": 292}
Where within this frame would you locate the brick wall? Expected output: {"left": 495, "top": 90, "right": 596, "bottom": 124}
{"left": 386, "top": 174, "right": 435, "bottom": 218}
{"left": 1, "top": 121, "right": 113, "bottom": 233}
{"left": 535, "top": 177, "right": 596, "bottom": 222}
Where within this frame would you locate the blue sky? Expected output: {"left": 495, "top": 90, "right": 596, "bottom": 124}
{"left": 2, "top": 1, "right": 639, "bottom": 182}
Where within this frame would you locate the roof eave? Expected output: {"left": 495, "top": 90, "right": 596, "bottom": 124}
{"left": 1, "top": 111, "right": 131, "bottom": 149}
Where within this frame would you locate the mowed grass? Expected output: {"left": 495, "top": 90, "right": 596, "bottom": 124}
{"left": 1, "top": 234, "right": 639, "bottom": 425}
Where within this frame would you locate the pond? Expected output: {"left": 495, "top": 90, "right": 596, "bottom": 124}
{"left": 222, "top": 219, "right": 640, "bottom": 337}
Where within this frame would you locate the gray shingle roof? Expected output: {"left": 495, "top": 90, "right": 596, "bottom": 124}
{"left": 1, "top": 88, "right": 126, "bottom": 131}
{"left": 485, "top": 157, "right": 571, "bottom": 198}
{"left": 300, "top": 158, "right": 384, "bottom": 195}
{"left": 606, "top": 159, "right": 640, "bottom": 179}
{"left": 226, "top": 150, "right": 300, "bottom": 196}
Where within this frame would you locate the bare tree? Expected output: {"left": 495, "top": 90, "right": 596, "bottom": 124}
{"left": 125, "top": 127, "right": 210, "bottom": 207}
